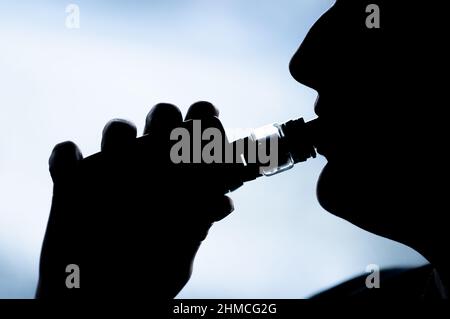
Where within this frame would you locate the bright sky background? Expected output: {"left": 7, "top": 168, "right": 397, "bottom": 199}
{"left": 0, "top": 0, "right": 427, "bottom": 298}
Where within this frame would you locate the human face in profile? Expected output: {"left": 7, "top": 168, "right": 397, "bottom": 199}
{"left": 289, "top": 0, "right": 440, "bottom": 253}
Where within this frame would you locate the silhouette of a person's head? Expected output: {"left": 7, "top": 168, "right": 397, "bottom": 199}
{"left": 290, "top": 0, "right": 447, "bottom": 280}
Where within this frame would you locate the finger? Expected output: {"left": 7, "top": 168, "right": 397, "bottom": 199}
{"left": 185, "top": 101, "right": 219, "bottom": 120}
{"left": 186, "top": 101, "right": 226, "bottom": 135}
{"left": 101, "top": 119, "right": 137, "bottom": 153}
{"left": 144, "top": 103, "right": 183, "bottom": 135}
{"left": 215, "top": 195, "right": 235, "bottom": 222}
{"left": 185, "top": 100, "right": 224, "bottom": 135}
{"left": 184, "top": 103, "right": 232, "bottom": 223}
{"left": 187, "top": 195, "right": 234, "bottom": 242}
{"left": 49, "top": 141, "right": 83, "bottom": 184}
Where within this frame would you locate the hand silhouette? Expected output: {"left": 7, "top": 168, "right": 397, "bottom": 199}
{"left": 37, "top": 101, "right": 234, "bottom": 299}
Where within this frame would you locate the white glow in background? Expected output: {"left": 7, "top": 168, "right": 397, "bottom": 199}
{"left": 0, "top": 0, "right": 426, "bottom": 298}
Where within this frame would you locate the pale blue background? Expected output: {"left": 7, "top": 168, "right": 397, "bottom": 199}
{"left": 0, "top": 0, "right": 426, "bottom": 298}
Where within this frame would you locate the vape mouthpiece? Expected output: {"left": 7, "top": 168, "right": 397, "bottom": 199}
{"left": 223, "top": 117, "right": 320, "bottom": 192}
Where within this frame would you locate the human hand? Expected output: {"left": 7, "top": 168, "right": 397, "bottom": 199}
{"left": 37, "top": 102, "right": 234, "bottom": 299}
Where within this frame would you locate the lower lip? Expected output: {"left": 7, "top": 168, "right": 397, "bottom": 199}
{"left": 316, "top": 144, "right": 330, "bottom": 158}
